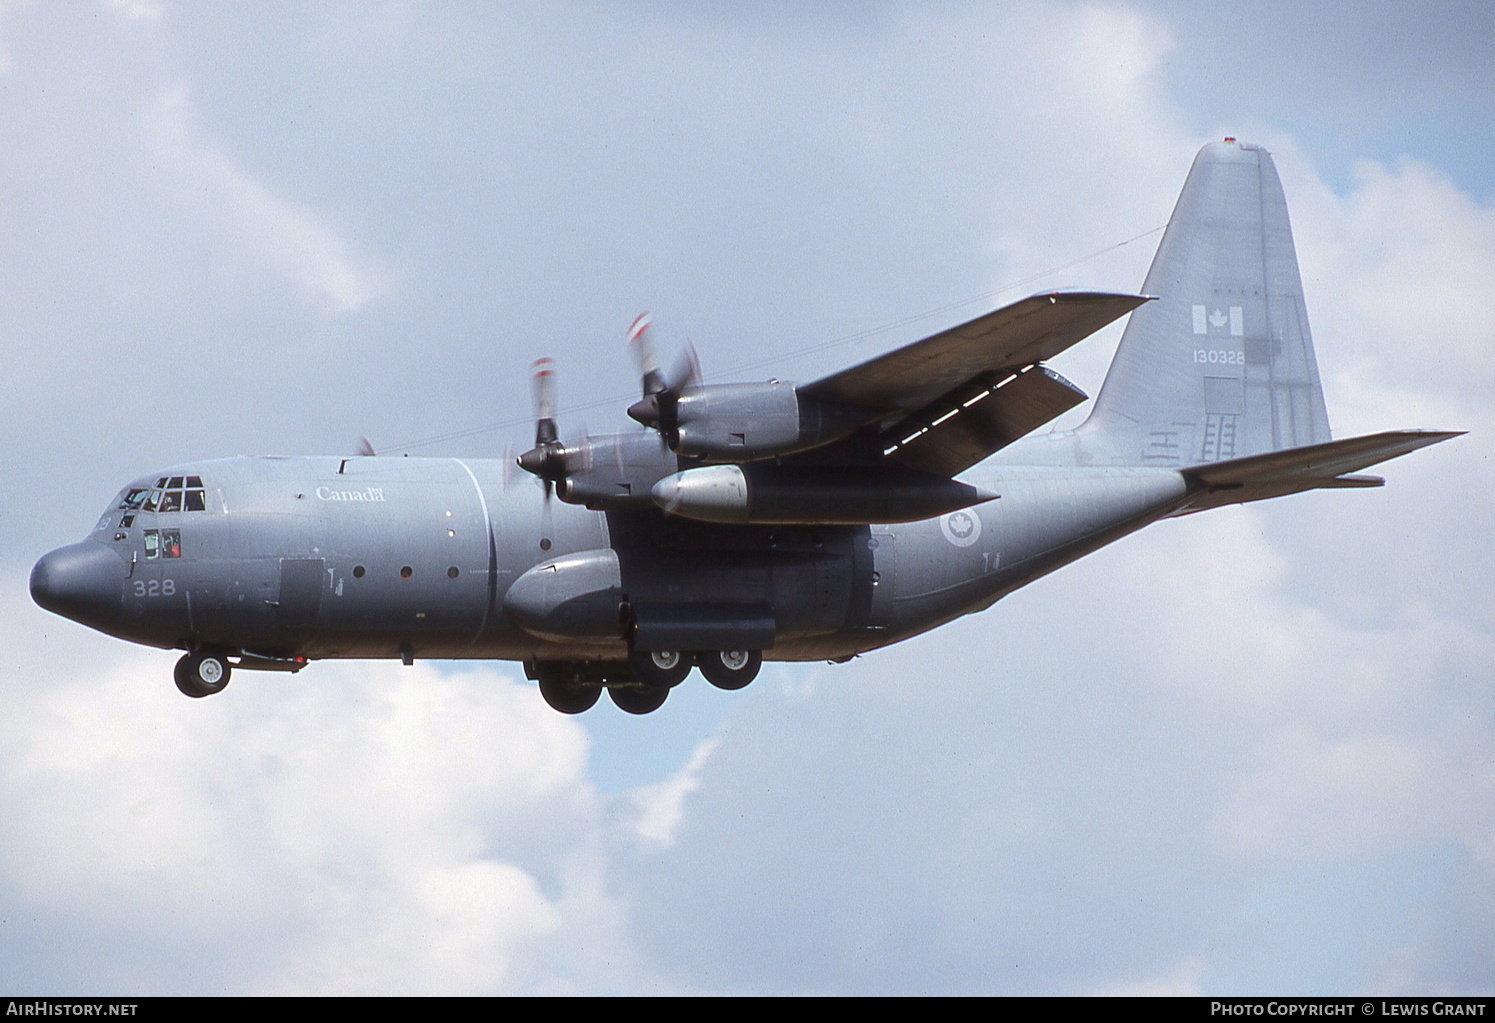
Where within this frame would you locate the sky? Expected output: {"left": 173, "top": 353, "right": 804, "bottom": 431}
{"left": 2, "top": 0, "right": 1492, "bottom": 996}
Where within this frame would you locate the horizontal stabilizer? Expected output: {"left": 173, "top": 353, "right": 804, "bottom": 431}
{"left": 1172, "top": 429, "right": 1463, "bottom": 514}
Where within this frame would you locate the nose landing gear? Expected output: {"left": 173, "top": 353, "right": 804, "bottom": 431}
{"left": 174, "top": 649, "right": 232, "bottom": 698}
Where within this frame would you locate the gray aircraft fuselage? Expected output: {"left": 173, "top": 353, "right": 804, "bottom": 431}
{"left": 40, "top": 452, "right": 1184, "bottom": 665}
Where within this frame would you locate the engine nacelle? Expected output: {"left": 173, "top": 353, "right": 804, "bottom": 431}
{"left": 669, "top": 382, "right": 860, "bottom": 460}
{"left": 554, "top": 431, "right": 677, "bottom": 510}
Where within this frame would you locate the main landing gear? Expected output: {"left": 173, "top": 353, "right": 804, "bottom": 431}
{"left": 697, "top": 649, "right": 762, "bottom": 690}
{"left": 535, "top": 662, "right": 605, "bottom": 715}
{"left": 529, "top": 648, "right": 764, "bottom": 715}
{"left": 174, "top": 649, "right": 232, "bottom": 698}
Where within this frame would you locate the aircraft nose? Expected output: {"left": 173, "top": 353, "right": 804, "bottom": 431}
{"left": 30, "top": 541, "right": 128, "bottom": 628}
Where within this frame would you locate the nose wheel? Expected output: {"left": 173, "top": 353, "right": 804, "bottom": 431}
{"left": 174, "top": 650, "right": 232, "bottom": 698}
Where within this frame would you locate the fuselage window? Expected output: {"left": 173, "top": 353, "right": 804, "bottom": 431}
{"left": 144, "top": 530, "right": 159, "bottom": 559}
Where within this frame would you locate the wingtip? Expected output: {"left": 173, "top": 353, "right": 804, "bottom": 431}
{"left": 1402, "top": 429, "right": 1467, "bottom": 446}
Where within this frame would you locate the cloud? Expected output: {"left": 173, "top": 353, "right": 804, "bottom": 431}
{"left": 142, "top": 83, "right": 378, "bottom": 314}
{"left": 0, "top": 588, "right": 626, "bottom": 994}
{"left": 1292, "top": 151, "right": 1495, "bottom": 433}
{"left": 626, "top": 737, "right": 720, "bottom": 851}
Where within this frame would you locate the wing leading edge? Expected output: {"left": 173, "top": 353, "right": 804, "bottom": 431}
{"left": 802, "top": 291, "right": 1150, "bottom": 415}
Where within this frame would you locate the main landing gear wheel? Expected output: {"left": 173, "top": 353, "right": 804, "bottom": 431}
{"left": 536, "top": 670, "right": 602, "bottom": 715}
{"left": 627, "top": 647, "right": 692, "bottom": 688}
{"left": 698, "top": 649, "right": 762, "bottom": 690}
{"left": 608, "top": 684, "right": 670, "bottom": 715}
{"left": 174, "top": 650, "right": 231, "bottom": 698}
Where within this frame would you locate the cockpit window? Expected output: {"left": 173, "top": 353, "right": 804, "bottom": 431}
{"left": 129, "top": 476, "right": 208, "bottom": 514}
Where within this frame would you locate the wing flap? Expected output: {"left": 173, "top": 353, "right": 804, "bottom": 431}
{"left": 1172, "top": 429, "right": 1463, "bottom": 514}
{"left": 884, "top": 365, "right": 1088, "bottom": 476}
{"left": 800, "top": 291, "right": 1151, "bottom": 417}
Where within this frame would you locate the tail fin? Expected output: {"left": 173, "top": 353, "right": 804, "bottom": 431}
{"left": 1078, "top": 140, "right": 1332, "bottom": 466}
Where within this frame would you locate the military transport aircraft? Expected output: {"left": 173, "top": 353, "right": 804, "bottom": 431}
{"left": 31, "top": 140, "right": 1460, "bottom": 715}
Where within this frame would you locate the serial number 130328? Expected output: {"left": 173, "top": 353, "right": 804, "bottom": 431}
{"left": 1193, "top": 349, "right": 1244, "bottom": 365}
{"left": 133, "top": 578, "right": 176, "bottom": 597}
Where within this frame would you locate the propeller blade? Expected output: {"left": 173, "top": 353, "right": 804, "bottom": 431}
{"left": 355, "top": 436, "right": 376, "bottom": 457}
{"left": 518, "top": 356, "right": 573, "bottom": 488}
{"left": 628, "top": 312, "right": 667, "bottom": 397}
{"left": 625, "top": 315, "right": 701, "bottom": 439}
{"left": 531, "top": 357, "right": 558, "bottom": 446}
{"left": 668, "top": 338, "right": 702, "bottom": 393}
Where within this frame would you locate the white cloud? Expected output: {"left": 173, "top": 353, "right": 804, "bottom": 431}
{"left": 0, "top": 589, "right": 628, "bottom": 994}
{"left": 626, "top": 737, "right": 718, "bottom": 850}
{"left": 140, "top": 84, "right": 378, "bottom": 313}
{"left": 1292, "top": 152, "right": 1495, "bottom": 435}
{"left": 1215, "top": 729, "right": 1454, "bottom": 857}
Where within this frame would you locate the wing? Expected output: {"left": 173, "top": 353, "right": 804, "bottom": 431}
{"left": 1170, "top": 429, "right": 1464, "bottom": 515}
{"left": 797, "top": 291, "right": 1151, "bottom": 475}
{"left": 801, "top": 291, "right": 1149, "bottom": 416}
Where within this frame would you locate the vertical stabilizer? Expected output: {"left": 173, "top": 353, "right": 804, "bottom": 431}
{"left": 1078, "top": 140, "right": 1331, "bottom": 466}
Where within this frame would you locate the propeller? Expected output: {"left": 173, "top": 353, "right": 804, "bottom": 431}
{"left": 625, "top": 313, "right": 702, "bottom": 443}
